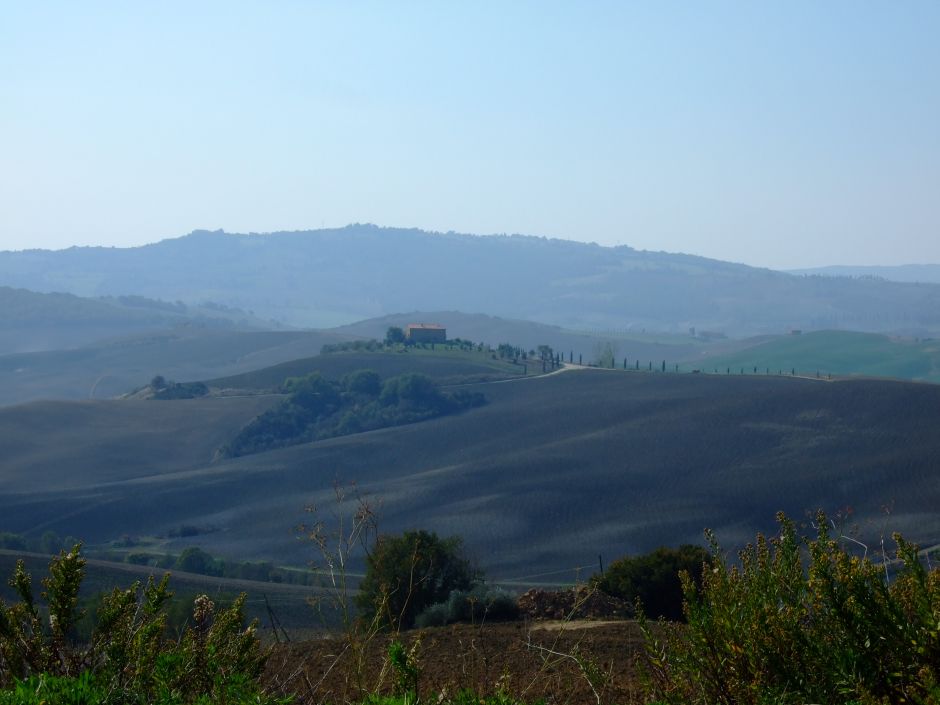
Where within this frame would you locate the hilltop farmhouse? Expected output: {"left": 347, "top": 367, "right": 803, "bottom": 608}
{"left": 406, "top": 323, "right": 446, "bottom": 343}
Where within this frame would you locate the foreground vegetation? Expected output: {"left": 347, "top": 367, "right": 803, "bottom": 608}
{"left": 0, "top": 547, "right": 284, "bottom": 704}
{"left": 641, "top": 512, "right": 940, "bottom": 705}
{"left": 5, "top": 512, "right": 940, "bottom": 704}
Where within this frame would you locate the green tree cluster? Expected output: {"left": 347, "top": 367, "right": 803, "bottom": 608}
{"left": 224, "top": 370, "right": 484, "bottom": 457}
{"left": 593, "top": 544, "right": 710, "bottom": 621}
{"left": 356, "top": 530, "right": 480, "bottom": 630}
{"left": 0, "top": 530, "right": 79, "bottom": 556}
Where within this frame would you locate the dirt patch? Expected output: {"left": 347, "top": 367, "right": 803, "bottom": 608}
{"left": 264, "top": 620, "right": 650, "bottom": 705}
{"left": 517, "top": 586, "right": 633, "bottom": 621}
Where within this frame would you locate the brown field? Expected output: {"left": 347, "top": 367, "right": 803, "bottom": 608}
{"left": 265, "top": 620, "right": 650, "bottom": 705}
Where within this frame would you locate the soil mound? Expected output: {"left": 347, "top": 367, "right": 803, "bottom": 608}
{"left": 516, "top": 585, "right": 633, "bottom": 620}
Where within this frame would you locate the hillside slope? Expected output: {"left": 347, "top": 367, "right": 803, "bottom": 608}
{"left": 2, "top": 368, "right": 938, "bottom": 583}
{"left": 789, "top": 264, "right": 940, "bottom": 284}
{"left": 697, "top": 330, "right": 940, "bottom": 383}
{"left": 330, "top": 311, "right": 756, "bottom": 366}
{"left": 3, "top": 226, "right": 939, "bottom": 335}
{"left": 0, "top": 328, "right": 356, "bottom": 406}
{"left": 0, "top": 286, "right": 279, "bottom": 354}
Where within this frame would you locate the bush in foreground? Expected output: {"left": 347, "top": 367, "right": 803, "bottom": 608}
{"left": 0, "top": 547, "right": 285, "bottom": 704}
{"left": 357, "top": 530, "right": 480, "bottom": 631}
{"left": 641, "top": 512, "right": 940, "bottom": 705}
{"left": 593, "top": 544, "right": 710, "bottom": 621}
{"left": 414, "top": 585, "right": 518, "bottom": 628}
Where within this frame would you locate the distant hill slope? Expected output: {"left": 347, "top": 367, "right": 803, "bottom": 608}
{"left": 0, "top": 285, "right": 280, "bottom": 354}
{"left": 3, "top": 226, "right": 939, "bottom": 335}
{"left": 2, "top": 364, "right": 939, "bottom": 583}
{"left": 696, "top": 330, "right": 940, "bottom": 383}
{"left": 0, "top": 328, "right": 356, "bottom": 406}
{"left": 789, "top": 264, "right": 940, "bottom": 284}
{"left": 208, "top": 348, "right": 529, "bottom": 391}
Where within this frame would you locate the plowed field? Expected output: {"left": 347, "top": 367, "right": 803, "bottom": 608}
{"left": 265, "top": 620, "right": 649, "bottom": 705}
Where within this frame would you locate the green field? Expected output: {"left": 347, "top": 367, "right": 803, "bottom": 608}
{"left": 208, "top": 346, "right": 533, "bottom": 391}
{"left": 689, "top": 330, "right": 940, "bottom": 382}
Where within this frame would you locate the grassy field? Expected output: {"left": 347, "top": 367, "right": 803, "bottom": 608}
{"left": 3, "top": 357, "right": 940, "bottom": 587}
{"left": 208, "top": 347, "right": 533, "bottom": 391}
{"left": 690, "top": 329, "right": 940, "bottom": 382}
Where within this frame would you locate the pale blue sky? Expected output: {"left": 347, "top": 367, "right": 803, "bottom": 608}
{"left": 1, "top": 1, "right": 938, "bottom": 268}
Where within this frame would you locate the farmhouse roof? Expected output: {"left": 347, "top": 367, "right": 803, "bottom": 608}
{"left": 407, "top": 323, "right": 445, "bottom": 330}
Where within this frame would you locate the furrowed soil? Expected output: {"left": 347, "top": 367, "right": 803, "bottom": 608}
{"left": 265, "top": 620, "right": 650, "bottom": 705}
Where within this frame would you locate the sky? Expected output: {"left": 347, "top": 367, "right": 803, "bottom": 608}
{"left": 1, "top": 1, "right": 938, "bottom": 269}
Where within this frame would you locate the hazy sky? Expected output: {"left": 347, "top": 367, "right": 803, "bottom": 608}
{"left": 1, "top": 2, "right": 938, "bottom": 268}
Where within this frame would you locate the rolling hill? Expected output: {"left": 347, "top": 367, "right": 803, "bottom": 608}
{"left": 208, "top": 350, "right": 526, "bottom": 392}
{"left": 0, "top": 328, "right": 358, "bottom": 406}
{"left": 3, "top": 225, "right": 939, "bottom": 335}
{"left": 330, "top": 311, "right": 756, "bottom": 366}
{"left": 693, "top": 330, "right": 940, "bottom": 383}
{"left": 789, "top": 264, "right": 940, "bottom": 285}
{"left": 2, "top": 353, "right": 938, "bottom": 585}
{"left": 0, "top": 285, "right": 280, "bottom": 354}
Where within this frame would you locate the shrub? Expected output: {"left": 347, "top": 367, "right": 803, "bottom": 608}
{"left": 414, "top": 585, "right": 519, "bottom": 628}
{"left": 641, "top": 511, "right": 940, "bottom": 705}
{"left": 174, "top": 546, "right": 221, "bottom": 576}
{"left": 0, "top": 547, "right": 283, "bottom": 704}
{"left": 0, "top": 532, "right": 26, "bottom": 551}
{"left": 343, "top": 368, "right": 382, "bottom": 397}
{"left": 357, "top": 530, "right": 480, "bottom": 630}
{"left": 151, "top": 381, "right": 209, "bottom": 400}
{"left": 593, "top": 544, "right": 710, "bottom": 621}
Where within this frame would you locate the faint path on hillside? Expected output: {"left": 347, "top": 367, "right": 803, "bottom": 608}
{"left": 470, "top": 361, "right": 838, "bottom": 389}
{"left": 445, "top": 362, "right": 583, "bottom": 388}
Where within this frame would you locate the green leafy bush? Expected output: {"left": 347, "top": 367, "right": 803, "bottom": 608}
{"left": 0, "top": 547, "right": 284, "bottom": 704}
{"left": 593, "top": 544, "right": 710, "bottom": 621}
{"left": 641, "top": 512, "right": 940, "bottom": 705}
{"left": 357, "top": 530, "right": 480, "bottom": 631}
{"left": 0, "top": 672, "right": 106, "bottom": 704}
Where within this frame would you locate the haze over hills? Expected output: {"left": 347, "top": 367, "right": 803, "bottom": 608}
{"left": 3, "top": 225, "right": 940, "bottom": 336}
{"left": 0, "top": 285, "right": 282, "bottom": 354}
{"left": 0, "top": 328, "right": 357, "bottom": 406}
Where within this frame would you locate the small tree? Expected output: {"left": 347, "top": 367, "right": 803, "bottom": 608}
{"left": 356, "top": 530, "right": 479, "bottom": 630}
{"left": 343, "top": 369, "right": 382, "bottom": 397}
{"left": 385, "top": 327, "right": 406, "bottom": 345}
{"left": 593, "top": 544, "right": 709, "bottom": 621}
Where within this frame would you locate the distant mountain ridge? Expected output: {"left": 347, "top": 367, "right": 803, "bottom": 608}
{"left": 2, "top": 225, "right": 939, "bottom": 336}
{"left": 0, "top": 286, "right": 280, "bottom": 354}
